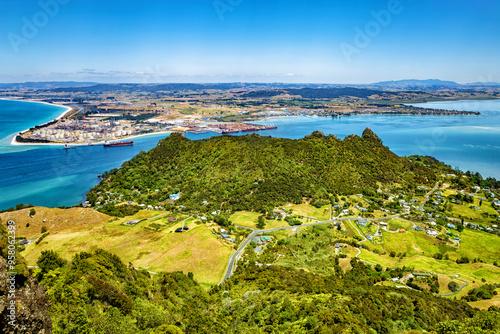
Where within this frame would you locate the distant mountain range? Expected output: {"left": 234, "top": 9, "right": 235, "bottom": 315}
{"left": 369, "top": 79, "right": 500, "bottom": 90}
{"left": 371, "top": 79, "right": 460, "bottom": 89}
{"left": 0, "top": 80, "right": 499, "bottom": 92}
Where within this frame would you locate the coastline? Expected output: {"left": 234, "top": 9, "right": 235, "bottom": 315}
{"left": 0, "top": 97, "right": 74, "bottom": 120}
{"left": 2, "top": 97, "right": 491, "bottom": 148}
{"left": 1, "top": 98, "right": 75, "bottom": 146}
{"left": 10, "top": 130, "right": 174, "bottom": 147}
{"left": 2, "top": 98, "right": 176, "bottom": 147}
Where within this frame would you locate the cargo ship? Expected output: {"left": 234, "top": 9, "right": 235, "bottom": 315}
{"left": 242, "top": 127, "right": 258, "bottom": 132}
{"left": 104, "top": 141, "right": 134, "bottom": 147}
{"left": 222, "top": 130, "right": 238, "bottom": 134}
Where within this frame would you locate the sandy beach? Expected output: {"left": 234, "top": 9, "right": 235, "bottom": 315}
{"left": 3, "top": 98, "right": 75, "bottom": 146}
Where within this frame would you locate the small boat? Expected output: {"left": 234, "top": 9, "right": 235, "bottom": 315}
{"left": 104, "top": 141, "right": 134, "bottom": 147}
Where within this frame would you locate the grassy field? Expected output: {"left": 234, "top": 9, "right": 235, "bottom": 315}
{"left": 362, "top": 224, "right": 500, "bottom": 265}
{"left": 0, "top": 207, "right": 110, "bottom": 239}
{"left": 445, "top": 199, "right": 499, "bottom": 223}
{"left": 436, "top": 274, "right": 463, "bottom": 295}
{"left": 339, "top": 257, "right": 353, "bottom": 273}
{"left": 386, "top": 218, "right": 414, "bottom": 231}
{"left": 287, "top": 204, "right": 330, "bottom": 220}
{"left": 229, "top": 211, "right": 289, "bottom": 229}
{"left": 19, "top": 209, "right": 232, "bottom": 287}
{"left": 357, "top": 250, "right": 500, "bottom": 284}
{"left": 481, "top": 201, "right": 500, "bottom": 217}
{"left": 468, "top": 289, "right": 500, "bottom": 310}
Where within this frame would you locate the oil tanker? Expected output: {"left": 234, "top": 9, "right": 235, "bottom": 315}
{"left": 103, "top": 141, "right": 134, "bottom": 147}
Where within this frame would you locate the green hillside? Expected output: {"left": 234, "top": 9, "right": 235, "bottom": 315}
{"left": 7, "top": 245, "right": 500, "bottom": 334}
{"left": 87, "top": 129, "right": 436, "bottom": 212}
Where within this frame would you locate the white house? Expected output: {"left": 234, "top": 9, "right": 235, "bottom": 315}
{"left": 426, "top": 230, "right": 438, "bottom": 237}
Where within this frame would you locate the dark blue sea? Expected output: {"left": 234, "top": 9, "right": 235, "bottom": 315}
{"left": 0, "top": 99, "right": 499, "bottom": 209}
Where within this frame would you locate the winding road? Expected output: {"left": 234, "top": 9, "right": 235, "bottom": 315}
{"left": 219, "top": 216, "right": 399, "bottom": 285}
{"left": 418, "top": 181, "right": 440, "bottom": 211}
{"left": 219, "top": 208, "right": 471, "bottom": 297}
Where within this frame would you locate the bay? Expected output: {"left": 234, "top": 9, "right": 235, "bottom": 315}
{"left": 0, "top": 99, "right": 499, "bottom": 210}
{"left": 0, "top": 99, "right": 69, "bottom": 153}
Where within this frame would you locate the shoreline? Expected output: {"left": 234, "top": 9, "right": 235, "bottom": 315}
{"left": 10, "top": 130, "right": 174, "bottom": 147}
{"left": 2, "top": 97, "right": 493, "bottom": 147}
{"left": 0, "top": 98, "right": 74, "bottom": 120}
{"left": 1, "top": 98, "right": 75, "bottom": 146}
{"left": 1, "top": 98, "right": 177, "bottom": 147}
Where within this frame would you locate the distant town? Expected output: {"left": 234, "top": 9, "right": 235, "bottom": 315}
{"left": 2, "top": 82, "right": 493, "bottom": 145}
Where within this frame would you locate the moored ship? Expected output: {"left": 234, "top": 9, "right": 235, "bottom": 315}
{"left": 103, "top": 141, "right": 134, "bottom": 147}
{"left": 242, "top": 127, "right": 258, "bottom": 132}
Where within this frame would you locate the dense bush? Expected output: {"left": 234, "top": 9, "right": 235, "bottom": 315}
{"left": 87, "top": 132, "right": 437, "bottom": 213}
{"left": 37, "top": 250, "right": 66, "bottom": 278}
{"left": 98, "top": 204, "right": 141, "bottom": 217}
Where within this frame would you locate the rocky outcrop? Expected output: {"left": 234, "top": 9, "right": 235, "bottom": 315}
{"left": 362, "top": 127, "right": 383, "bottom": 144}
{"left": 0, "top": 222, "right": 52, "bottom": 334}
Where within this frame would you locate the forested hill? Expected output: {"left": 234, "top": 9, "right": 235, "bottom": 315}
{"left": 87, "top": 129, "right": 437, "bottom": 212}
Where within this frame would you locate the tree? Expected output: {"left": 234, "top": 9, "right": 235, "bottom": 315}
{"left": 457, "top": 224, "right": 464, "bottom": 232}
{"left": 41, "top": 226, "right": 47, "bottom": 233}
{"left": 256, "top": 215, "right": 266, "bottom": 229}
{"left": 304, "top": 316, "right": 319, "bottom": 330}
{"left": 30, "top": 208, "right": 36, "bottom": 217}
{"left": 151, "top": 325, "right": 184, "bottom": 334}
{"left": 37, "top": 250, "right": 66, "bottom": 277}
{"left": 448, "top": 281, "right": 459, "bottom": 292}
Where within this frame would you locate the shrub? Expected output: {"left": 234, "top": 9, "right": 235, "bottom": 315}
{"left": 448, "top": 281, "right": 459, "bottom": 292}
{"left": 37, "top": 250, "right": 66, "bottom": 277}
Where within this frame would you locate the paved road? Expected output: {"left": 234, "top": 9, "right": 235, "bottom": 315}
{"left": 347, "top": 219, "right": 379, "bottom": 266}
{"left": 144, "top": 212, "right": 170, "bottom": 221}
{"left": 220, "top": 230, "right": 259, "bottom": 283}
{"left": 418, "top": 181, "right": 440, "bottom": 211}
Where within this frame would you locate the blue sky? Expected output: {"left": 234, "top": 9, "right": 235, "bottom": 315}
{"left": 0, "top": 0, "right": 499, "bottom": 83}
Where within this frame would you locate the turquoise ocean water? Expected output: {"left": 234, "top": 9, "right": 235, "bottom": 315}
{"left": 0, "top": 99, "right": 499, "bottom": 209}
{"left": 0, "top": 99, "right": 68, "bottom": 152}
